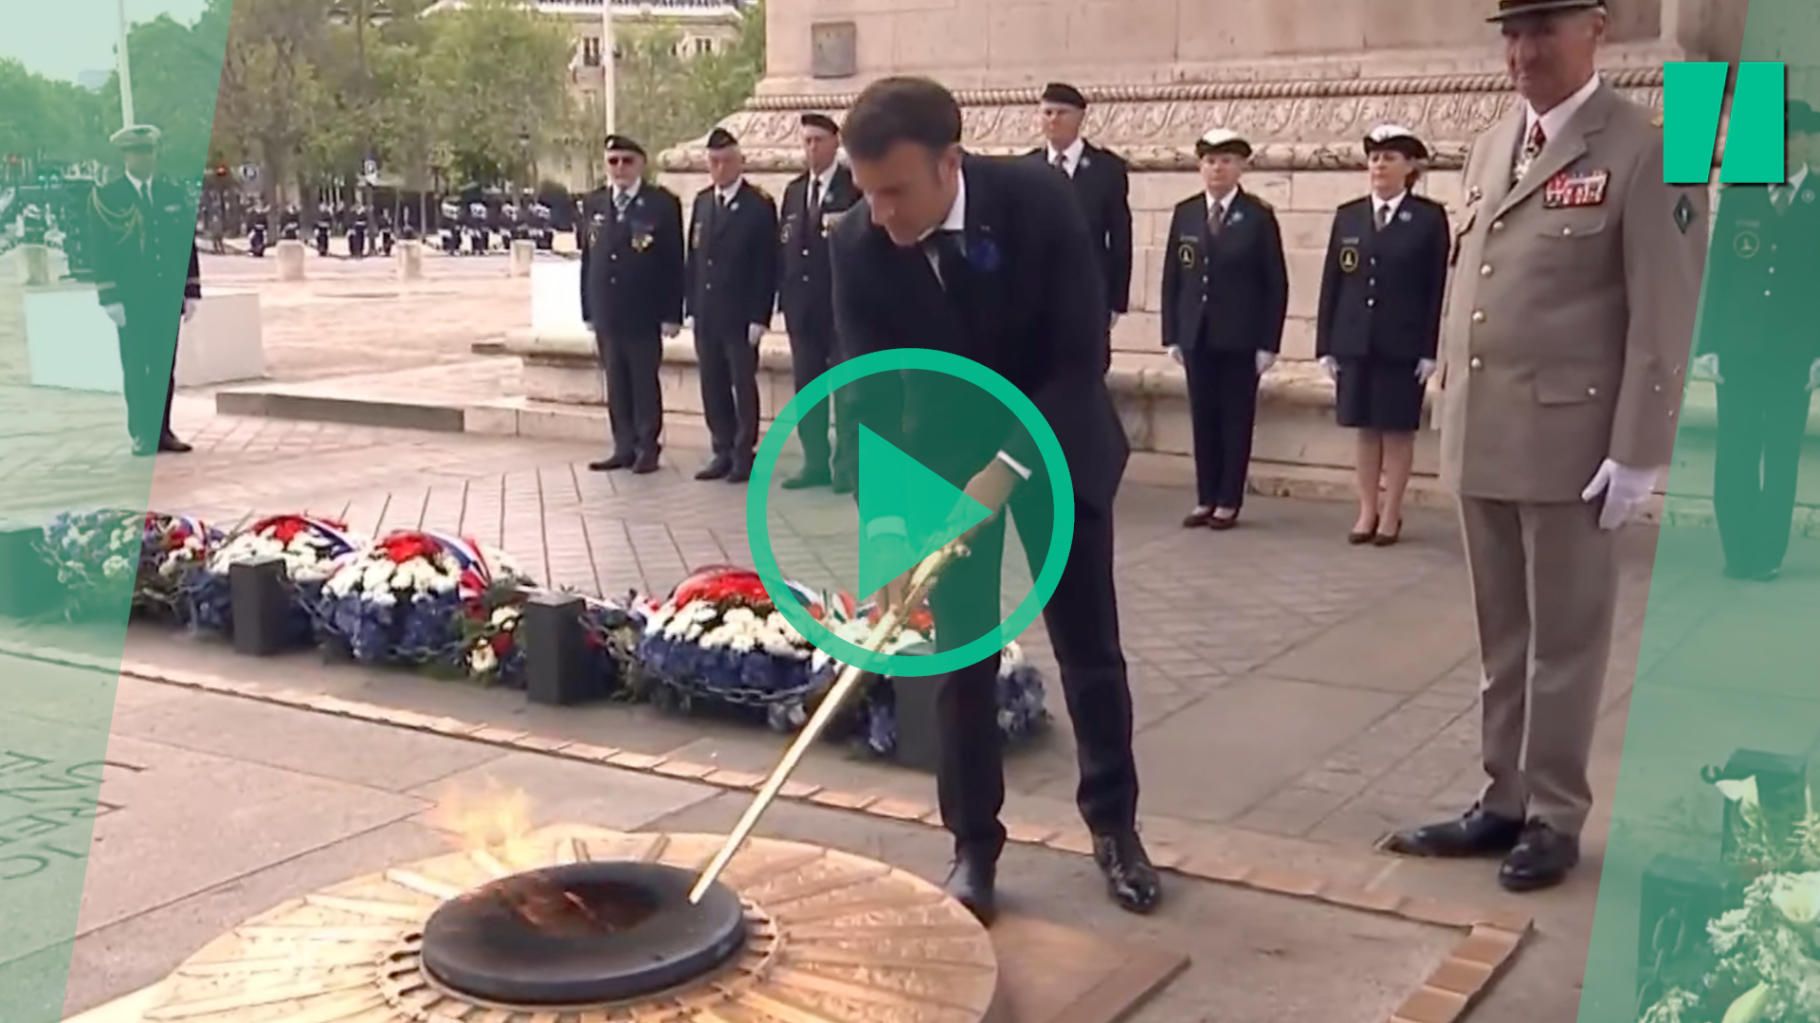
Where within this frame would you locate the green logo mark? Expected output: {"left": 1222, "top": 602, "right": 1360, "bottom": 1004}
{"left": 1664, "top": 61, "right": 1787, "bottom": 184}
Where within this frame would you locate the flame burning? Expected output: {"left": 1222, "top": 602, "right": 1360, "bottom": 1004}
{"left": 429, "top": 778, "right": 540, "bottom": 864}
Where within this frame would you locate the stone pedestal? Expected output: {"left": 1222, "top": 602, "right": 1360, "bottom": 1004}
{"left": 275, "top": 239, "right": 306, "bottom": 281}
{"left": 510, "top": 239, "right": 536, "bottom": 277}
{"left": 20, "top": 244, "right": 52, "bottom": 286}
{"left": 22, "top": 283, "right": 123, "bottom": 394}
{"left": 396, "top": 239, "right": 424, "bottom": 281}
{"left": 175, "top": 289, "right": 265, "bottom": 387}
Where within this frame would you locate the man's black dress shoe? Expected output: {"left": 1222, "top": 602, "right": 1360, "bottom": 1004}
{"left": 158, "top": 434, "right": 192, "bottom": 453}
{"left": 726, "top": 462, "right": 752, "bottom": 484}
{"left": 589, "top": 452, "right": 635, "bottom": 472}
{"left": 1093, "top": 830, "right": 1162, "bottom": 914}
{"left": 781, "top": 471, "right": 830, "bottom": 491}
{"left": 1379, "top": 805, "right": 1525, "bottom": 858}
{"left": 631, "top": 451, "right": 660, "bottom": 475}
{"left": 943, "top": 853, "right": 997, "bottom": 925}
{"left": 831, "top": 476, "right": 855, "bottom": 495}
{"left": 694, "top": 458, "right": 731, "bottom": 481}
{"left": 1499, "top": 820, "right": 1579, "bottom": 892}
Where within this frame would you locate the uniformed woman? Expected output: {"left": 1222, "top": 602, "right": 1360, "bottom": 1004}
{"left": 1160, "top": 128, "right": 1289, "bottom": 530}
{"left": 1314, "top": 124, "right": 1449, "bottom": 546}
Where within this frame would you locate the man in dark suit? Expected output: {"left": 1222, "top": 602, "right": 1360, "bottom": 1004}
{"left": 1696, "top": 99, "right": 1820, "bottom": 581}
{"left": 1025, "top": 82, "right": 1132, "bottom": 343}
{"left": 686, "top": 128, "right": 779, "bottom": 484}
{"left": 831, "top": 76, "right": 1159, "bottom": 924}
{"left": 88, "top": 124, "right": 199, "bottom": 456}
{"left": 778, "top": 112, "right": 861, "bottom": 491}
{"left": 579, "top": 134, "right": 685, "bottom": 474}
{"left": 1161, "top": 129, "right": 1289, "bottom": 529}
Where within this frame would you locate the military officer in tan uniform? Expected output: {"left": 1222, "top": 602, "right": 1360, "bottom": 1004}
{"left": 1384, "top": 0, "right": 1708, "bottom": 892}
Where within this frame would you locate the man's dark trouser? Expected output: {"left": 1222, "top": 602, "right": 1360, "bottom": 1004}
{"left": 1714, "top": 352, "right": 1813, "bottom": 575}
{"left": 1181, "top": 346, "right": 1260, "bottom": 510}
{"left": 593, "top": 324, "right": 663, "bottom": 459}
{"left": 694, "top": 321, "right": 760, "bottom": 466}
{"left": 115, "top": 312, "right": 177, "bottom": 449}
{"left": 786, "top": 324, "right": 851, "bottom": 478}
{"left": 928, "top": 490, "right": 1139, "bottom": 861}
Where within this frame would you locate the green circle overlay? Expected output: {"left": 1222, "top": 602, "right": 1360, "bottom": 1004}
{"left": 747, "top": 348, "right": 1075, "bottom": 678}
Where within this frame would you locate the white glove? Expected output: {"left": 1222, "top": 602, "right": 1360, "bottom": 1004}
{"left": 1693, "top": 352, "right": 1723, "bottom": 384}
{"left": 181, "top": 298, "right": 197, "bottom": 322}
{"left": 1580, "top": 458, "right": 1661, "bottom": 531}
{"left": 1255, "top": 350, "right": 1277, "bottom": 376}
{"left": 103, "top": 303, "right": 126, "bottom": 329}
{"left": 660, "top": 322, "right": 681, "bottom": 339}
{"left": 1415, "top": 358, "right": 1437, "bottom": 384}
{"left": 747, "top": 323, "right": 765, "bottom": 347}
{"left": 1317, "top": 355, "right": 1338, "bottom": 380}
{"left": 1108, "top": 311, "right": 1121, "bottom": 331}
{"left": 1167, "top": 346, "right": 1184, "bottom": 366}
{"left": 1808, "top": 358, "right": 1820, "bottom": 393}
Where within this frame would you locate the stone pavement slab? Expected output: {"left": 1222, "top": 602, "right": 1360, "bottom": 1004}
{"left": 49, "top": 682, "right": 1475, "bottom": 1023}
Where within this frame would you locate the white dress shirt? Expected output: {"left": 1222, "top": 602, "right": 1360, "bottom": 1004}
{"left": 125, "top": 170, "right": 151, "bottom": 200}
{"left": 1204, "top": 188, "right": 1238, "bottom": 225}
{"left": 1373, "top": 191, "right": 1408, "bottom": 225}
{"left": 1524, "top": 72, "right": 1603, "bottom": 144}
{"left": 715, "top": 179, "right": 741, "bottom": 206}
{"left": 1047, "top": 137, "right": 1086, "bottom": 178}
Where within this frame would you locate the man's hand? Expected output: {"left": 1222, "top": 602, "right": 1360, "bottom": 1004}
{"left": 1167, "top": 346, "right": 1184, "bottom": 366}
{"left": 1580, "top": 458, "right": 1661, "bottom": 531}
{"left": 747, "top": 323, "right": 765, "bottom": 347}
{"left": 660, "top": 321, "right": 681, "bottom": 339}
{"left": 181, "top": 298, "right": 198, "bottom": 323}
{"left": 103, "top": 304, "right": 126, "bottom": 329}
{"left": 1415, "top": 358, "right": 1437, "bottom": 384}
{"left": 1317, "top": 355, "right": 1338, "bottom": 380}
{"left": 1693, "top": 352, "right": 1723, "bottom": 385}
{"left": 1255, "top": 350, "right": 1277, "bottom": 376}
{"left": 955, "top": 458, "right": 1020, "bottom": 544}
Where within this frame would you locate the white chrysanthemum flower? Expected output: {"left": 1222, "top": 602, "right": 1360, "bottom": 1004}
{"left": 490, "top": 606, "right": 518, "bottom": 628}
{"left": 1772, "top": 873, "right": 1820, "bottom": 926}
{"left": 370, "top": 588, "right": 398, "bottom": 608}
{"left": 361, "top": 561, "right": 395, "bottom": 593}
{"left": 1716, "top": 776, "right": 1761, "bottom": 808}
{"left": 470, "top": 643, "right": 498, "bottom": 674}
{"left": 103, "top": 555, "right": 130, "bottom": 577}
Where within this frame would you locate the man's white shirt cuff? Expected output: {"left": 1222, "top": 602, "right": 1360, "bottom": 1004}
{"left": 995, "top": 451, "right": 1033, "bottom": 480}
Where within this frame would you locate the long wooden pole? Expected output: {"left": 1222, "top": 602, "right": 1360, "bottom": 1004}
{"left": 116, "top": 0, "right": 135, "bottom": 128}
{"left": 689, "top": 541, "right": 966, "bottom": 904}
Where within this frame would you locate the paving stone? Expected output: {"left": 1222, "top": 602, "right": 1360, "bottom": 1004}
{"left": 406, "top": 750, "right": 717, "bottom": 835}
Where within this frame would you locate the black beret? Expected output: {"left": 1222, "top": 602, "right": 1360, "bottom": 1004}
{"left": 1487, "top": 0, "right": 1604, "bottom": 21}
{"left": 603, "top": 134, "right": 645, "bottom": 156}
{"left": 1041, "top": 82, "right": 1087, "bottom": 109}
{"left": 800, "top": 112, "right": 840, "bottom": 134}
{"left": 706, "top": 127, "right": 739, "bottom": 150}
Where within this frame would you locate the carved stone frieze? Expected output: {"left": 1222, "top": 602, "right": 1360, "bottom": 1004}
{"left": 660, "top": 67, "right": 1664, "bottom": 173}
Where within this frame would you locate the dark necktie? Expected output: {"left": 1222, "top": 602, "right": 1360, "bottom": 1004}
{"left": 1375, "top": 202, "right": 1391, "bottom": 232}
{"left": 927, "top": 229, "right": 968, "bottom": 294}
{"left": 809, "top": 176, "right": 823, "bottom": 219}
{"left": 1208, "top": 200, "right": 1225, "bottom": 237}
{"left": 1052, "top": 151, "right": 1069, "bottom": 175}
{"left": 614, "top": 190, "right": 630, "bottom": 219}
{"left": 1772, "top": 184, "right": 1793, "bottom": 214}
{"left": 1513, "top": 121, "right": 1547, "bottom": 184}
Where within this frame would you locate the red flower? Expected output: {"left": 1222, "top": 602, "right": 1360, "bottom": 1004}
{"left": 672, "top": 565, "right": 770, "bottom": 608}
{"left": 379, "top": 532, "right": 440, "bottom": 565}
{"left": 488, "top": 632, "right": 512, "bottom": 655}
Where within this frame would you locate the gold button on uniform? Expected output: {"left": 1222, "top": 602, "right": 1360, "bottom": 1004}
{"left": 1472, "top": 310, "right": 1487, "bottom": 324}
{"left": 1469, "top": 357, "right": 1483, "bottom": 369}
{"left": 1480, "top": 264, "right": 1493, "bottom": 277}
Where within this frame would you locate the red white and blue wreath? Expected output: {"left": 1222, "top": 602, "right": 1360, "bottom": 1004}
{"left": 183, "top": 514, "right": 364, "bottom": 640}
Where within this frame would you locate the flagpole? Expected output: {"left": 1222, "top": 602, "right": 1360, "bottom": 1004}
{"left": 116, "top": 0, "right": 135, "bottom": 128}
{"left": 601, "top": 0, "right": 616, "bottom": 135}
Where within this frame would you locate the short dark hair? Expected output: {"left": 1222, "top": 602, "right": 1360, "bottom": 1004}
{"left": 843, "top": 76, "right": 963, "bottom": 161}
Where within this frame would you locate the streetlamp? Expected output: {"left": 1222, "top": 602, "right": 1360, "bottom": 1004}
{"left": 328, "top": 0, "right": 393, "bottom": 213}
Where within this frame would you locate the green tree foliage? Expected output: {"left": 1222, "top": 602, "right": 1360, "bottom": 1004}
{"left": 608, "top": 1, "right": 766, "bottom": 175}
{"left": 420, "top": 0, "right": 574, "bottom": 187}
{"left": 91, "top": 3, "right": 232, "bottom": 181}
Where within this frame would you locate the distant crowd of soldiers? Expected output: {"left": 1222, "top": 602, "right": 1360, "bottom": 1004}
{"left": 225, "top": 195, "right": 566, "bottom": 260}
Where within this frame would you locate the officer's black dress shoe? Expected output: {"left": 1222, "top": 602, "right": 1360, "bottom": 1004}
{"left": 631, "top": 451, "right": 660, "bottom": 475}
{"left": 1093, "top": 830, "right": 1162, "bottom": 914}
{"left": 694, "top": 458, "right": 731, "bottom": 481}
{"left": 1498, "top": 821, "right": 1579, "bottom": 892}
{"left": 158, "top": 434, "right": 192, "bottom": 454}
{"left": 589, "top": 452, "right": 635, "bottom": 472}
{"left": 781, "top": 470, "right": 830, "bottom": 491}
{"left": 726, "top": 462, "right": 752, "bottom": 484}
{"left": 942, "top": 852, "right": 997, "bottom": 925}
{"left": 1379, "top": 804, "right": 1525, "bottom": 858}
{"left": 831, "top": 476, "right": 855, "bottom": 495}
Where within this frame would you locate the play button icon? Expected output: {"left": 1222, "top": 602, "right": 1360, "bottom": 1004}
{"left": 855, "top": 425, "right": 993, "bottom": 597}
{"left": 748, "top": 348, "right": 1077, "bottom": 678}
